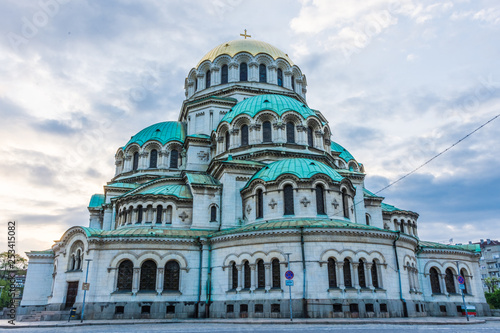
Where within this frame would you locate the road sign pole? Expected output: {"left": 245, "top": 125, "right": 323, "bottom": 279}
{"left": 81, "top": 259, "right": 92, "bottom": 323}
{"left": 456, "top": 261, "right": 469, "bottom": 322}
{"left": 286, "top": 253, "right": 292, "bottom": 322}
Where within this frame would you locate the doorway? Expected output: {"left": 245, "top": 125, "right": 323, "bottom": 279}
{"left": 65, "top": 281, "right": 79, "bottom": 308}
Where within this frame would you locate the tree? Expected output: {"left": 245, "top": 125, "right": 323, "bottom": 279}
{"left": 484, "top": 276, "right": 500, "bottom": 293}
{"left": 485, "top": 289, "right": 500, "bottom": 309}
{"left": 0, "top": 279, "right": 12, "bottom": 309}
{"left": 0, "top": 252, "right": 27, "bottom": 279}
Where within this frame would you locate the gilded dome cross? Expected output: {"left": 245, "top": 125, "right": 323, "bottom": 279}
{"left": 240, "top": 29, "right": 251, "bottom": 39}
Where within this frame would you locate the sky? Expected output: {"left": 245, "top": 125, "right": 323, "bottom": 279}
{"left": 1, "top": 0, "right": 499, "bottom": 257}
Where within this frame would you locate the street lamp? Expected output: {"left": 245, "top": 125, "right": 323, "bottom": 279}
{"left": 81, "top": 259, "right": 92, "bottom": 323}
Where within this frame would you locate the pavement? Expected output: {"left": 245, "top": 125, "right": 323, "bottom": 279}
{"left": 1, "top": 316, "right": 500, "bottom": 329}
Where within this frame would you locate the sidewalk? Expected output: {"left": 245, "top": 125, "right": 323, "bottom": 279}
{"left": 1, "top": 316, "right": 499, "bottom": 329}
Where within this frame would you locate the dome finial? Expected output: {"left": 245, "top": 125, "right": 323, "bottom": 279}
{"left": 240, "top": 29, "right": 251, "bottom": 39}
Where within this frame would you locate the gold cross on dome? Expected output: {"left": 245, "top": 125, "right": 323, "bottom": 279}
{"left": 240, "top": 29, "right": 251, "bottom": 39}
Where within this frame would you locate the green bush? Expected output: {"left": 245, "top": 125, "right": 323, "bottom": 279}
{"left": 485, "top": 289, "right": 500, "bottom": 309}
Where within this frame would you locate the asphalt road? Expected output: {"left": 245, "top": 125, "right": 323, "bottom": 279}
{"left": 2, "top": 322, "right": 499, "bottom": 333}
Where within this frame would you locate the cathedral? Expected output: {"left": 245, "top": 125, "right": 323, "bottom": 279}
{"left": 19, "top": 36, "right": 489, "bottom": 320}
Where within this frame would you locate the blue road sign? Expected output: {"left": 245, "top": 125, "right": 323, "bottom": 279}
{"left": 286, "top": 280, "right": 294, "bottom": 286}
{"left": 285, "top": 270, "right": 294, "bottom": 280}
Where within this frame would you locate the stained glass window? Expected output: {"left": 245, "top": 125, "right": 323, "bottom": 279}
{"left": 259, "top": 64, "right": 267, "bottom": 83}
{"left": 149, "top": 149, "right": 157, "bottom": 168}
{"left": 272, "top": 259, "right": 281, "bottom": 288}
{"left": 257, "top": 259, "right": 265, "bottom": 289}
{"left": 430, "top": 267, "right": 441, "bottom": 294}
{"left": 283, "top": 185, "right": 294, "bottom": 215}
{"left": 316, "top": 185, "right": 325, "bottom": 215}
{"left": 286, "top": 122, "right": 295, "bottom": 143}
{"left": 240, "top": 63, "right": 248, "bottom": 81}
{"left": 445, "top": 268, "right": 456, "bottom": 293}
{"left": 358, "top": 260, "right": 366, "bottom": 288}
{"left": 170, "top": 149, "right": 178, "bottom": 169}
{"left": 210, "top": 206, "right": 217, "bottom": 222}
{"left": 231, "top": 262, "right": 238, "bottom": 290}
{"left": 117, "top": 260, "right": 133, "bottom": 291}
{"left": 221, "top": 65, "right": 228, "bottom": 84}
{"left": 164, "top": 260, "right": 180, "bottom": 291}
{"left": 256, "top": 189, "right": 263, "bottom": 219}
{"left": 243, "top": 261, "right": 251, "bottom": 289}
{"left": 156, "top": 205, "right": 162, "bottom": 224}
{"left": 277, "top": 68, "right": 283, "bottom": 87}
{"left": 371, "top": 260, "right": 379, "bottom": 288}
{"left": 263, "top": 121, "right": 272, "bottom": 142}
{"left": 205, "top": 70, "right": 211, "bottom": 88}
{"left": 307, "top": 126, "right": 313, "bottom": 147}
{"left": 133, "top": 152, "right": 139, "bottom": 171}
{"left": 344, "top": 259, "right": 352, "bottom": 288}
{"left": 140, "top": 260, "right": 157, "bottom": 291}
{"left": 241, "top": 125, "right": 249, "bottom": 146}
{"left": 328, "top": 258, "right": 337, "bottom": 288}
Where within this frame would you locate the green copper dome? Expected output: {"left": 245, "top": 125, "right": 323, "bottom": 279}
{"left": 220, "top": 94, "right": 315, "bottom": 124}
{"left": 124, "top": 121, "right": 185, "bottom": 149}
{"left": 244, "top": 158, "right": 343, "bottom": 189}
{"left": 330, "top": 141, "right": 355, "bottom": 163}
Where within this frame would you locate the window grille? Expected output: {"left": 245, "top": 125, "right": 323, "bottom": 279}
{"left": 243, "top": 261, "right": 251, "bottom": 289}
{"left": 371, "top": 260, "right": 379, "bottom": 288}
{"left": 170, "top": 149, "right": 178, "bottom": 168}
{"left": 262, "top": 121, "right": 272, "bottom": 142}
{"left": 240, "top": 63, "right": 248, "bottom": 81}
{"left": 316, "top": 185, "right": 325, "bottom": 215}
{"left": 430, "top": 267, "right": 441, "bottom": 294}
{"left": 231, "top": 262, "right": 238, "bottom": 290}
{"left": 342, "top": 189, "right": 349, "bottom": 218}
{"left": 257, "top": 259, "right": 265, "bottom": 288}
{"left": 445, "top": 268, "right": 456, "bottom": 293}
{"left": 221, "top": 65, "right": 228, "bottom": 84}
{"left": 283, "top": 185, "right": 294, "bottom": 215}
{"left": 139, "top": 260, "right": 157, "bottom": 291}
{"left": 164, "top": 260, "right": 180, "bottom": 291}
{"left": 205, "top": 70, "right": 211, "bottom": 88}
{"left": 137, "top": 205, "right": 143, "bottom": 223}
{"left": 259, "top": 64, "right": 267, "bottom": 83}
{"left": 149, "top": 149, "right": 157, "bottom": 168}
{"left": 358, "top": 260, "right": 366, "bottom": 288}
{"left": 343, "top": 259, "right": 352, "bottom": 288}
{"left": 241, "top": 125, "right": 249, "bottom": 146}
{"left": 328, "top": 258, "right": 337, "bottom": 288}
{"left": 156, "top": 206, "right": 162, "bottom": 224}
{"left": 132, "top": 152, "right": 139, "bottom": 171}
{"left": 225, "top": 131, "right": 230, "bottom": 151}
{"left": 286, "top": 122, "right": 295, "bottom": 143}
{"left": 256, "top": 189, "right": 263, "bottom": 219}
{"left": 272, "top": 259, "right": 281, "bottom": 288}
{"left": 210, "top": 206, "right": 217, "bottom": 222}
{"left": 117, "top": 260, "right": 133, "bottom": 291}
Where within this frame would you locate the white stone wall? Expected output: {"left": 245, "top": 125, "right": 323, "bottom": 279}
{"left": 20, "top": 255, "right": 54, "bottom": 306}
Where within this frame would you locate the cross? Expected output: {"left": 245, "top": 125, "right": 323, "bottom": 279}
{"left": 300, "top": 197, "right": 311, "bottom": 207}
{"left": 268, "top": 199, "right": 277, "bottom": 209}
{"left": 179, "top": 211, "right": 188, "bottom": 222}
{"left": 240, "top": 29, "right": 251, "bottom": 39}
{"left": 331, "top": 199, "right": 339, "bottom": 209}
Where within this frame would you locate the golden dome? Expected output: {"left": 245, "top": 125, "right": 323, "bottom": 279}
{"left": 197, "top": 39, "right": 294, "bottom": 68}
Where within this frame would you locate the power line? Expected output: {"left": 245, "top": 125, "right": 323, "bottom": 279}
{"left": 373, "top": 113, "right": 500, "bottom": 195}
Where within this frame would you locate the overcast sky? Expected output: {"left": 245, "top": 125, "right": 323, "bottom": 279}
{"left": 1, "top": 0, "right": 499, "bottom": 256}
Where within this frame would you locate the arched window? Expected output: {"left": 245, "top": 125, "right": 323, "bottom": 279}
{"left": 117, "top": 260, "right": 133, "bottom": 291}
{"left": 231, "top": 262, "right": 238, "bottom": 290}
{"left": 240, "top": 63, "right": 248, "bottom": 81}
{"left": 342, "top": 189, "right": 349, "bottom": 218}
{"left": 343, "top": 259, "right": 352, "bottom": 288}
{"left": 243, "top": 261, "right": 251, "bottom": 289}
{"left": 358, "top": 260, "right": 366, "bottom": 288}
{"left": 210, "top": 206, "right": 217, "bottom": 222}
{"left": 400, "top": 220, "right": 405, "bottom": 233}
{"left": 445, "top": 268, "right": 456, "bottom": 294}
{"left": 205, "top": 70, "right": 211, "bottom": 88}
{"left": 286, "top": 122, "right": 295, "bottom": 143}
{"left": 76, "top": 250, "right": 81, "bottom": 270}
{"left": 316, "top": 184, "right": 325, "bottom": 215}
{"left": 256, "top": 189, "right": 263, "bottom": 219}
{"left": 225, "top": 131, "right": 230, "bottom": 151}
{"left": 272, "top": 259, "right": 281, "bottom": 288}
{"left": 307, "top": 126, "right": 314, "bottom": 147}
{"left": 259, "top": 64, "right": 267, "bottom": 83}
{"left": 140, "top": 260, "right": 157, "bottom": 291}
{"left": 137, "top": 205, "right": 143, "bottom": 223}
{"left": 164, "top": 260, "right": 180, "bottom": 291}
{"left": 371, "top": 260, "right": 379, "bottom": 288}
{"left": 241, "top": 124, "right": 249, "bottom": 146}
{"left": 257, "top": 259, "right": 265, "bottom": 289}
{"left": 460, "top": 269, "right": 468, "bottom": 294}
{"left": 365, "top": 214, "right": 370, "bottom": 226}
{"left": 156, "top": 205, "right": 162, "bottom": 224}
{"left": 283, "top": 184, "right": 294, "bottom": 215}
{"left": 328, "top": 258, "right": 337, "bottom": 288}
{"left": 262, "top": 121, "right": 272, "bottom": 143}
{"left": 70, "top": 255, "right": 76, "bottom": 271}
{"left": 194, "top": 77, "right": 197, "bottom": 92}
{"left": 429, "top": 267, "right": 441, "bottom": 294}
{"left": 132, "top": 152, "right": 139, "bottom": 171}
{"left": 277, "top": 68, "right": 283, "bottom": 87}
{"left": 291, "top": 75, "right": 295, "bottom": 91}
{"left": 149, "top": 149, "right": 157, "bottom": 168}
{"left": 166, "top": 206, "right": 172, "bottom": 224}
{"left": 221, "top": 64, "right": 228, "bottom": 84}
{"left": 170, "top": 149, "right": 178, "bottom": 169}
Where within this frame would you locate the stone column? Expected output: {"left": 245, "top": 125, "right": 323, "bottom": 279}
{"left": 439, "top": 274, "right": 448, "bottom": 295}
{"left": 453, "top": 273, "right": 459, "bottom": 294}
{"left": 336, "top": 262, "right": 345, "bottom": 289}
{"left": 132, "top": 267, "right": 140, "bottom": 294}
{"left": 352, "top": 262, "right": 360, "bottom": 289}
{"left": 250, "top": 264, "right": 256, "bottom": 291}
{"left": 284, "top": 70, "right": 292, "bottom": 89}
{"left": 157, "top": 268, "right": 164, "bottom": 295}
{"left": 268, "top": 65, "right": 277, "bottom": 84}
{"left": 197, "top": 73, "right": 204, "bottom": 91}
{"left": 211, "top": 67, "right": 220, "bottom": 86}
{"left": 365, "top": 263, "right": 373, "bottom": 289}
{"left": 229, "top": 62, "right": 238, "bottom": 82}
{"left": 265, "top": 263, "right": 271, "bottom": 291}
{"left": 237, "top": 265, "right": 243, "bottom": 291}
{"left": 249, "top": 62, "right": 258, "bottom": 82}
{"left": 230, "top": 129, "right": 239, "bottom": 149}
{"left": 152, "top": 207, "right": 157, "bottom": 224}
{"left": 124, "top": 155, "right": 132, "bottom": 172}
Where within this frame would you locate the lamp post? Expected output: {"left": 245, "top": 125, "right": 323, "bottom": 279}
{"left": 81, "top": 259, "right": 92, "bottom": 323}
